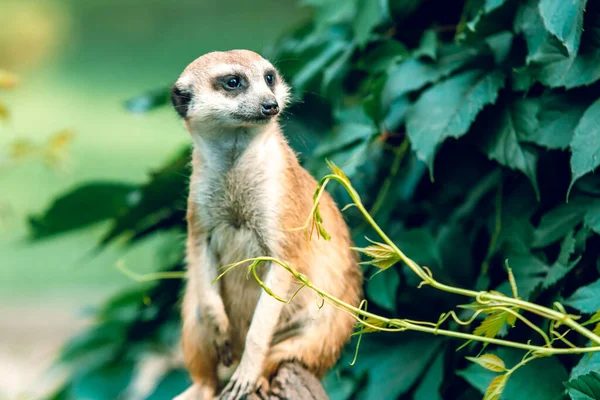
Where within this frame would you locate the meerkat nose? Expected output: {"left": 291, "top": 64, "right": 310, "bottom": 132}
{"left": 261, "top": 99, "right": 279, "bottom": 116}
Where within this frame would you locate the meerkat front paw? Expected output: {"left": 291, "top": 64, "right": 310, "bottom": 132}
{"left": 218, "top": 361, "right": 263, "bottom": 400}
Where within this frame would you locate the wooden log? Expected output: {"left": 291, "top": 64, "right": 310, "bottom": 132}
{"left": 248, "top": 362, "right": 329, "bottom": 400}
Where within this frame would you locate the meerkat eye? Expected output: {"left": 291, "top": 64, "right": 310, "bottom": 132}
{"left": 224, "top": 76, "right": 241, "bottom": 89}
{"left": 265, "top": 73, "right": 275, "bottom": 86}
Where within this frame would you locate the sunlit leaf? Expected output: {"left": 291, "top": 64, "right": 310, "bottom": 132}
{"left": 466, "top": 354, "right": 507, "bottom": 373}
{"left": 0, "top": 102, "right": 8, "bottom": 121}
{"left": 473, "top": 310, "right": 512, "bottom": 339}
{"left": 8, "top": 139, "right": 36, "bottom": 160}
{"left": 0, "top": 70, "right": 19, "bottom": 88}
{"left": 354, "top": 240, "right": 401, "bottom": 271}
{"left": 44, "top": 129, "right": 75, "bottom": 168}
{"left": 326, "top": 159, "right": 349, "bottom": 181}
{"left": 459, "top": 349, "right": 568, "bottom": 400}
{"left": 483, "top": 374, "right": 508, "bottom": 400}
{"left": 586, "top": 311, "right": 600, "bottom": 327}
{"left": 359, "top": 316, "right": 390, "bottom": 333}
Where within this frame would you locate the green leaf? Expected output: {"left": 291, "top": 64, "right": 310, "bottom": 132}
{"left": 473, "top": 310, "right": 514, "bottom": 339}
{"left": 382, "top": 44, "right": 481, "bottom": 106}
{"left": 414, "top": 352, "right": 444, "bottom": 400}
{"left": 354, "top": 240, "right": 401, "bottom": 271}
{"left": 565, "top": 371, "right": 600, "bottom": 400}
{"left": 354, "top": 336, "right": 442, "bottom": 399}
{"left": 565, "top": 278, "right": 600, "bottom": 313}
{"left": 406, "top": 69, "right": 505, "bottom": 178}
{"left": 366, "top": 269, "right": 400, "bottom": 311}
{"left": 542, "top": 230, "right": 581, "bottom": 289}
{"left": 458, "top": 348, "right": 568, "bottom": 400}
{"left": 295, "top": 40, "right": 348, "bottom": 94}
{"left": 539, "top": 50, "right": 600, "bottom": 89}
{"left": 125, "top": 88, "right": 170, "bottom": 113}
{"left": 515, "top": 0, "right": 566, "bottom": 65}
{"left": 523, "top": 93, "right": 591, "bottom": 150}
{"left": 484, "top": 0, "right": 508, "bottom": 13}
{"left": 484, "top": 374, "right": 509, "bottom": 400}
{"left": 321, "top": 44, "right": 355, "bottom": 97}
{"left": 584, "top": 201, "right": 600, "bottom": 234}
{"left": 465, "top": 0, "right": 513, "bottom": 41}
{"left": 499, "top": 247, "right": 549, "bottom": 300}
{"left": 515, "top": 0, "right": 600, "bottom": 89}
{"left": 307, "top": 0, "right": 357, "bottom": 30}
{"left": 322, "top": 138, "right": 372, "bottom": 180}
{"left": 313, "top": 107, "right": 376, "bottom": 156}
{"left": 392, "top": 228, "right": 443, "bottom": 270}
{"left": 414, "top": 29, "right": 438, "bottom": 60}
{"left": 28, "top": 183, "right": 137, "bottom": 239}
{"left": 571, "top": 353, "right": 600, "bottom": 380}
{"left": 100, "top": 149, "right": 189, "bottom": 245}
{"left": 322, "top": 372, "right": 357, "bottom": 400}
{"left": 477, "top": 99, "right": 540, "bottom": 199}
{"left": 353, "top": 0, "right": 390, "bottom": 46}
{"left": 145, "top": 369, "right": 192, "bottom": 400}
{"left": 539, "top": 0, "right": 587, "bottom": 57}
{"left": 532, "top": 199, "right": 590, "bottom": 248}
{"left": 466, "top": 354, "right": 507, "bottom": 372}
{"left": 72, "top": 363, "right": 134, "bottom": 400}
{"left": 569, "top": 98, "right": 600, "bottom": 194}
{"left": 355, "top": 38, "right": 409, "bottom": 73}
{"left": 568, "top": 353, "right": 600, "bottom": 399}
{"left": 485, "top": 31, "right": 514, "bottom": 65}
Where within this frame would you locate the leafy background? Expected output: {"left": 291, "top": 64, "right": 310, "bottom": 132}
{"left": 13, "top": 0, "right": 600, "bottom": 399}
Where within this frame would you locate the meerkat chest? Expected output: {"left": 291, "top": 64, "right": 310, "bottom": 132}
{"left": 193, "top": 140, "right": 284, "bottom": 264}
{"left": 194, "top": 149, "right": 284, "bottom": 329}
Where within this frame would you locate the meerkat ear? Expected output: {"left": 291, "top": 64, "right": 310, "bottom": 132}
{"left": 171, "top": 85, "right": 192, "bottom": 118}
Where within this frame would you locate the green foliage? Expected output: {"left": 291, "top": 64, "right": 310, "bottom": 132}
{"left": 459, "top": 349, "right": 568, "bottom": 400}
{"left": 35, "top": 0, "right": 600, "bottom": 398}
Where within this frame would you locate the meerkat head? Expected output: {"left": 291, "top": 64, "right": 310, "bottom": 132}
{"left": 171, "top": 50, "right": 290, "bottom": 134}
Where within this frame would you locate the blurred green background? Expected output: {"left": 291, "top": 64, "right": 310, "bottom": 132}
{"left": 0, "top": 0, "right": 305, "bottom": 397}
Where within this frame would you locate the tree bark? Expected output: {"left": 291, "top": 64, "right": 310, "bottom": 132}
{"left": 248, "top": 362, "right": 329, "bottom": 400}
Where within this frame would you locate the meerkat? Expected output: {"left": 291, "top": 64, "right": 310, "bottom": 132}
{"left": 171, "top": 50, "right": 363, "bottom": 400}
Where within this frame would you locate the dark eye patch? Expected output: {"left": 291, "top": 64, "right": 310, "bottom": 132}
{"left": 171, "top": 86, "right": 192, "bottom": 118}
{"left": 265, "top": 70, "right": 276, "bottom": 86}
{"left": 213, "top": 74, "right": 248, "bottom": 95}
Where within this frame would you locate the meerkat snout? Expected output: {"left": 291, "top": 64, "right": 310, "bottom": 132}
{"left": 171, "top": 50, "right": 289, "bottom": 132}
{"left": 261, "top": 98, "right": 279, "bottom": 116}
